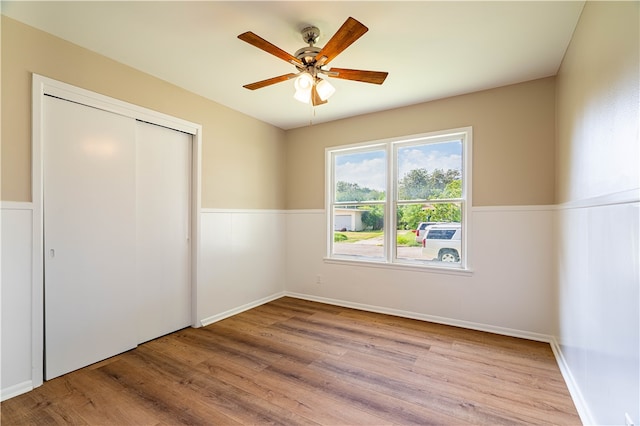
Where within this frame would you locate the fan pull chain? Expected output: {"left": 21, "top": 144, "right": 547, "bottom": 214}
{"left": 308, "top": 103, "right": 315, "bottom": 126}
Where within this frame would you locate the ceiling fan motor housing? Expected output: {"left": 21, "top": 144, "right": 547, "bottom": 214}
{"left": 296, "top": 26, "right": 322, "bottom": 66}
{"left": 294, "top": 46, "right": 321, "bottom": 66}
{"left": 301, "top": 26, "right": 320, "bottom": 45}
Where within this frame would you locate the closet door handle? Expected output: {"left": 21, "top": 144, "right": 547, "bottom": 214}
{"left": 50, "top": 249, "right": 56, "bottom": 258}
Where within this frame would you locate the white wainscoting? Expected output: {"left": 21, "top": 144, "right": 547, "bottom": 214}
{"left": 555, "top": 191, "right": 639, "bottom": 426}
{"left": 1, "top": 203, "right": 34, "bottom": 401}
{"left": 285, "top": 206, "right": 557, "bottom": 341}
{"left": 198, "top": 209, "right": 287, "bottom": 326}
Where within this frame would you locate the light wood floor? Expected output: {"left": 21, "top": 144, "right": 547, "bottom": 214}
{"left": 2, "top": 297, "right": 580, "bottom": 425}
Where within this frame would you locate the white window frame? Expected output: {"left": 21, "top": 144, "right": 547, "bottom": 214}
{"left": 325, "top": 127, "right": 472, "bottom": 273}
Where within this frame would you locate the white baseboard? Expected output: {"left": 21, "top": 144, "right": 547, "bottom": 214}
{"left": 1, "top": 380, "right": 33, "bottom": 402}
{"left": 284, "top": 291, "right": 553, "bottom": 343}
{"left": 199, "top": 291, "right": 286, "bottom": 327}
{"left": 549, "top": 337, "right": 594, "bottom": 425}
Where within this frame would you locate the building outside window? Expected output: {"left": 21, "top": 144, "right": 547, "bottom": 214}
{"left": 326, "top": 127, "right": 472, "bottom": 271}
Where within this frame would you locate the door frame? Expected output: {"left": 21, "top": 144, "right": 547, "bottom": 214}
{"left": 31, "top": 74, "right": 203, "bottom": 388}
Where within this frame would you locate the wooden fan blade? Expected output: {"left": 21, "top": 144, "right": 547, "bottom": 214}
{"left": 327, "top": 68, "right": 388, "bottom": 85}
{"left": 238, "top": 32, "right": 303, "bottom": 67}
{"left": 316, "top": 17, "right": 368, "bottom": 66}
{"left": 311, "top": 85, "right": 328, "bottom": 106}
{"left": 243, "top": 73, "right": 297, "bottom": 90}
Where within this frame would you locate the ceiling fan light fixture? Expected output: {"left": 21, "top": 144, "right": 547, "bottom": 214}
{"left": 293, "top": 87, "right": 312, "bottom": 104}
{"left": 316, "top": 78, "right": 335, "bottom": 101}
{"left": 239, "top": 17, "right": 388, "bottom": 107}
{"left": 294, "top": 72, "right": 314, "bottom": 104}
{"left": 294, "top": 72, "right": 314, "bottom": 91}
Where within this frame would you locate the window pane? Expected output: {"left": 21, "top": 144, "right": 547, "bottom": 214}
{"left": 396, "top": 203, "right": 462, "bottom": 263}
{"left": 397, "top": 140, "right": 462, "bottom": 201}
{"left": 334, "top": 150, "right": 386, "bottom": 202}
{"left": 333, "top": 205, "right": 384, "bottom": 259}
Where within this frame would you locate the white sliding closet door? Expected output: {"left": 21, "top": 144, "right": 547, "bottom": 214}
{"left": 136, "top": 121, "right": 191, "bottom": 343}
{"left": 44, "top": 96, "right": 138, "bottom": 380}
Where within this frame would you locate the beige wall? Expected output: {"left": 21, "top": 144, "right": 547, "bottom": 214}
{"left": 1, "top": 16, "right": 286, "bottom": 209}
{"left": 285, "top": 77, "right": 556, "bottom": 209}
{"left": 556, "top": 1, "right": 639, "bottom": 203}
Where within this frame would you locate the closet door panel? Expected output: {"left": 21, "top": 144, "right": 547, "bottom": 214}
{"left": 44, "top": 96, "right": 138, "bottom": 380}
{"left": 136, "top": 121, "right": 191, "bottom": 343}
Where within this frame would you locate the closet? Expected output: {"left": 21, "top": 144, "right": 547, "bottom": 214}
{"left": 43, "top": 95, "right": 192, "bottom": 380}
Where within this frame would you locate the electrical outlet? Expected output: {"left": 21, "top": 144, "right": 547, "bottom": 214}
{"left": 625, "top": 413, "right": 634, "bottom": 426}
{"left": 315, "top": 274, "right": 322, "bottom": 284}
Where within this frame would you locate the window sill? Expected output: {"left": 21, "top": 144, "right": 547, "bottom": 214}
{"left": 323, "top": 256, "right": 474, "bottom": 276}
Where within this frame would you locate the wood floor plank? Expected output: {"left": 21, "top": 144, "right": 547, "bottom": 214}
{"left": 97, "top": 356, "right": 241, "bottom": 425}
{"left": 217, "top": 315, "right": 349, "bottom": 358}
{"left": 268, "top": 356, "right": 463, "bottom": 425}
{"left": 298, "top": 310, "right": 434, "bottom": 355}
{"left": 55, "top": 369, "right": 165, "bottom": 425}
{"left": 312, "top": 350, "right": 534, "bottom": 425}
{"left": 125, "top": 346, "right": 315, "bottom": 426}
{"left": 423, "top": 343, "right": 572, "bottom": 395}
{"left": 412, "top": 346, "right": 580, "bottom": 423}
{"left": 171, "top": 326, "right": 283, "bottom": 374}
{"left": 340, "top": 346, "right": 577, "bottom": 425}
{"left": 227, "top": 305, "right": 294, "bottom": 326}
{"left": 140, "top": 331, "right": 217, "bottom": 368}
{"left": 273, "top": 316, "right": 420, "bottom": 365}
{"left": 336, "top": 306, "right": 533, "bottom": 351}
{"left": 197, "top": 357, "right": 387, "bottom": 425}
{"left": 1, "top": 297, "right": 581, "bottom": 425}
{"left": 201, "top": 321, "right": 321, "bottom": 366}
{"left": 0, "top": 393, "right": 68, "bottom": 425}
{"left": 267, "top": 297, "right": 347, "bottom": 316}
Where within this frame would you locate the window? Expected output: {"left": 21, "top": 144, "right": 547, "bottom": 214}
{"left": 426, "top": 229, "right": 457, "bottom": 240}
{"left": 326, "top": 127, "right": 471, "bottom": 270}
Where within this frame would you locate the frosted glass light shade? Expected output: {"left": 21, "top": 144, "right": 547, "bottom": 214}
{"left": 294, "top": 88, "right": 311, "bottom": 103}
{"left": 294, "top": 72, "right": 314, "bottom": 103}
{"left": 316, "top": 79, "right": 335, "bottom": 101}
{"left": 294, "top": 73, "right": 314, "bottom": 91}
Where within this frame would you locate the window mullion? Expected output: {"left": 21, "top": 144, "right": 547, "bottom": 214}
{"left": 396, "top": 198, "right": 463, "bottom": 205}
{"left": 388, "top": 143, "right": 397, "bottom": 262}
{"left": 333, "top": 201, "right": 387, "bottom": 206}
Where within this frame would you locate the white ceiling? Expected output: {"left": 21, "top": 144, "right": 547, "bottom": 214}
{"left": 2, "top": 1, "right": 584, "bottom": 130}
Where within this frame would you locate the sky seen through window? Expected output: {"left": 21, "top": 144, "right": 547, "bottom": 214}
{"left": 335, "top": 140, "right": 462, "bottom": 191}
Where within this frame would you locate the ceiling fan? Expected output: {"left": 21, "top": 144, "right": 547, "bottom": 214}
{"left": 238, "top": 17, "right": 388, "bottom": 106}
